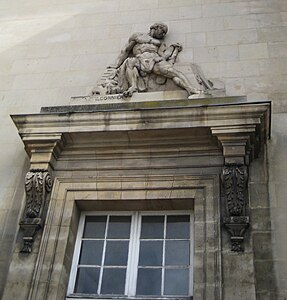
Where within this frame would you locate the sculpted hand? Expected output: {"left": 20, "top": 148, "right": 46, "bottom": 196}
{"left": 171, "top": 43, "right": 182, "bottom": 52}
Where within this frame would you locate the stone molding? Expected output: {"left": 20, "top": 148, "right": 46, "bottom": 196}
{"left": 221, "top": 165, "right": 249, "bottom": 251}
{"left": 8, "top": 98, "right": 271, "bottom": 300}
{"left": 222, "top": 165, "right": 248, "bottom": 216}
{"left": 27, "top": 175, "right": 221, "bottom": 300}
{"left": 19, "top": 169, "right": 53, "bottom": 253}
{"left": 223, "top": 216, "right": 249, "bottom": 252}
{"left": 11, "top": 101, "right": 270, "bottom": 160}
{"left": 12, "top": 101, "right": 270, "bottom": 174}
{"left": 11, "top": 100, "right": 271, "bottom": 255}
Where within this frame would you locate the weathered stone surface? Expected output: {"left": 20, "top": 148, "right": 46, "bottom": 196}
{"left": 0, "top": 0, "right": 286, "bottom": 299}
{"left": 249, "top": 183, "right": 269, "bottom": 208}
{"left": 222, "top": 253, "right": 256, "bottom": 300}
{"left": 250, "top": 208, "right": 271, "bottom": 231}
{"left": 89, "top": 22, "right": 221, "bottom": 99}
{"left": 254, "top": 260, "right": 277, "bottom": 293}
{"left": 41, "top": 93, "right": 246, "bottom": 113}
{"left": 253, "top": 232, "right": 273, "bottom": 260}
{"left": 5, "top": 100, "right": 270, "bottom": 300}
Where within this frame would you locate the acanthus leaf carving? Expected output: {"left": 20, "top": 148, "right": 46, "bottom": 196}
{"left": 24, "top": 170, "right": 52, "bottom": 219}
{"left": 221, "top": 165, "right": 248, "bottom": 216}
{"left": 20, "top": 169, "right": 53, "bottom": 253}
{"left": 221, "top": 165, "right": 249, "bottom": 252}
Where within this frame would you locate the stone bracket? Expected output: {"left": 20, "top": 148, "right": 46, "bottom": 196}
{"left": 221, "top": 165, "right": 249, "bottom": 252}
{"left": 19, "top": 169, "right": 53, "bottom": 253}
{"left": 223, "top": 216, "right": 249, "bottom": 252}
{"left": 11, "top": 102, "right": 270, "bottom": 255}
{"left": 19, "top": 219, "right": 42, "bottom": 254}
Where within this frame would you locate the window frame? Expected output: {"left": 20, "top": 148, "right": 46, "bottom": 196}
{"left": 67, "top": 210, "right": 194, "bottom": 299}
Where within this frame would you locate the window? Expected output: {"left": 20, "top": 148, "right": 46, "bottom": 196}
{"left": 67, "top": 211, "right": 193, "bottom": 299}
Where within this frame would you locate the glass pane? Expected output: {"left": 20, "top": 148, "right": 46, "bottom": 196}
{"left": 164, "top": 268, "right": 189, "bottom": 295}
{"left": 79, "top": 240, "right": 104, "bottom": 265}
{"left": 138, "top": 241, "right": 163, "bottom": 266}
{"left": 140, "top": 216, "right": 164, "bottom": 239}
{"left": 165, "top": 241, "right": 189, "bottom": 266}
{"left": 83, "top": 216, "right": 107, "bottom": 238}
{"left": 101, "top": 268, "right": 126, "bottom": 295}
{"left": 107, "top": 216, "right": 131, "bottom": 239}
{"left": 104, "top": 241, "right": 129, "bottom": 266}
{"left": 74, "top": 267, "right": 100, "bottom": 294}
{"left": 136, "top": 268, "right": 161, "bottom": 295}
{"left": 166, "top": 215, "right": 190, "bottom": 239}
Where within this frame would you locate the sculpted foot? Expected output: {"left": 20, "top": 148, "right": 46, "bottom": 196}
{"left": 123, "top": 87, "right": 138, "bottom": 98}
{"left": 188, "top": 90, "right": 211, "bottom": 99}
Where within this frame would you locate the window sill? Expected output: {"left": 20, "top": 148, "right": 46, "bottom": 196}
{"left": 67, "top": 295, "right": 192, "bottom": 300}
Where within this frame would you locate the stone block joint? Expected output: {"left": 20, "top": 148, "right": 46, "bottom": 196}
{"left": 19, "top": 169, "right": 53, "bottom": 253}
{"left": 221, "top": 165, "right": 249, "bottom": 252}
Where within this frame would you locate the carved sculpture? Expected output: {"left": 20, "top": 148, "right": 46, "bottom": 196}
{"left": 221, "top": 165, "right": 249, "bottom": 252}
{"left": 222, "top": 165, "right": 248, "bottom": 216}
{"left": 19, "top": 170, "right": 52, "bottom": 253}
{"left": 90, "top": 22, "right": 218, "bottom": 98}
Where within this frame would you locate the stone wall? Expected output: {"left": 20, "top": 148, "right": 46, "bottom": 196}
{"left": 0, "top": 0, "right": 286, "bottom": 298}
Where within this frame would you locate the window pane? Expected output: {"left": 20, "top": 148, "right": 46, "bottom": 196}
{"left": 138, "top": 241, "right": 163, "bottom": 266}
{"left": 83, "top": 216, "right": 107, "bottom": 238}
{"left": 79, "top": 240, "right": 104, "bottom": 265}
{"left": 101, "top": 268, "right": 126, "bottom": 295}
{"left": 165, "top": 240, "right": 189, "bottom": 266}
{"left": 140, "top": 216, "right": 164, "bottom": 239}
{"left": 136, "top": 268, "right": 161, "bottom": 295}
{"left": 104, "top": 241, "right": 129, "bottom": 266}
{"left": 164, "top": 268, "right": 189, "bottom": 295}
{"left": 74, "top": 267, "right": 100, "bottom": 294}
{"left": 107, "top": 216, "right": 131, "bottom": 239}
{"left": 72, "top": 213, "right": 192, "bottom": 297}
{"left": 166, "top": 215, "right": 190, "bottom": 239}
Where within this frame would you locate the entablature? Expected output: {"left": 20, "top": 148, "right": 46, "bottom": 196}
{"left": 12, "top": 100, "right": 270, "bottom": 167}
{"left": 11, "top": 98, "right": 271, "bottom": 253}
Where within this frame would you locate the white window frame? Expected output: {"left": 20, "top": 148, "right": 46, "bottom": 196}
{"left": 67, "top": 210, "right": 194, "bottom": 299}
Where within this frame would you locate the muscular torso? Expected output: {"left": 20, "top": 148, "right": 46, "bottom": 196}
{"left": 132, "top": 43, "right": 159, "bottom": 55}
{"left": 130, "top": 33, "right": 162, "bottom": 56}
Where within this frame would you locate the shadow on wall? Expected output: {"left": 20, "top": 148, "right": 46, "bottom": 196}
{"left": 0, "top": 0, "right": 287, "bottom": 298}
{"left": 0, "top": 2, "right": 125, "bottom": 298}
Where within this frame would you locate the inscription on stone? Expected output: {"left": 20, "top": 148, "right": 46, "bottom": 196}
{"left": 71, "top": 94, "right": 123, "bottom": 103}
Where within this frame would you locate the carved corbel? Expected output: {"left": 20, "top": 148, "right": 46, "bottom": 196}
{"left": 221, "top": 165, "right": 249, "bottom": 252}
{"left": 19, "top": 169, "right": 53, "bottom": 253}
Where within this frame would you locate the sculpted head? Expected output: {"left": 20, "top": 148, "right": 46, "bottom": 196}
{"left": 150, "top": 22, "right": 168, "bottom": 39}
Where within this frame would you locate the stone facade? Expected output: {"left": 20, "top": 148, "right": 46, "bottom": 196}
{"left": 4, "top": 98, "right": 271, "bottom": 300}
{"left": 0, "top": 0, "right": 286, "bottom": 299}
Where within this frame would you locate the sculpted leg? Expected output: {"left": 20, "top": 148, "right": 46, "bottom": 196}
{"left": 123, "top": 58, "right": 139, "bottom": 97}
{"left": 172, "top": 74, "right": 200, "bottom": 95}
{"left": 154, "top": 62, "right": 202, "bottom": 97}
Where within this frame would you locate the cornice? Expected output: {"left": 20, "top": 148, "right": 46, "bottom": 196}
{"left": 11, "top": 101, "right": 270, "bottom": 135}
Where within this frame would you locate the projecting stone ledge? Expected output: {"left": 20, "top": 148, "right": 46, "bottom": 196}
{"left": 41, "top": 92, "right": 246, "bottom": 114}
{"left": 13, "top": 99, "right": 271, "bottom": 254}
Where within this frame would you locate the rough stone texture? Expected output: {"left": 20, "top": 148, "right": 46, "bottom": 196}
{"left": 0, "top": 0, "right": 286, "bottom": 299}
{"left": 268, "top": 114, "right": 287, "bottom": 299}
{"left": 89, "top": 23, "right": 214, "bottom": 98}
{"left": 249, "top": 150, "right": 278, "bottom": 298}
{"left": 4, "top": 101, "right": 269, "bottom": 300}
{"left": 4, "top": 174, "right": 221, "bottom": 299}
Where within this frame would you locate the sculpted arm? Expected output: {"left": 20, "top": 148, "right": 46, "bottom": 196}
{"left": 162, "top": 43, "right": 183, "bottom": 63}
{"left": 113, "top": 34, "right": 137, "bottom": 68}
